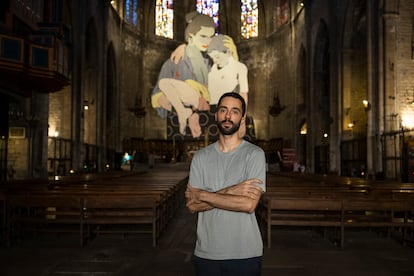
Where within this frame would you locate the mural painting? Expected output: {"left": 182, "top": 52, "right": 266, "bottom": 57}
{"left": 151, "top": 11, "right": 255, "bottom": 141}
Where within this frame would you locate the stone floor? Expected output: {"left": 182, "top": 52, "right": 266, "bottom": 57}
{"left": 1, "top": 163, "right": 414, "bottom": 275}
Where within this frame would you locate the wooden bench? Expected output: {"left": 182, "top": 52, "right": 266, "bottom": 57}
{"left": 3, "top": 171, "right": 188, "bottom": 247}
{"left": 0, "top": 190, "right": 6, "bottom": 243}
{"left": 341, "top": 199, "right": 412, "bottom": 247}
{"left": 49, "top": 176, "right": 189, "bottom": 234}
{"left": 260, "top": 197, "right": 343, "bottom": 248}
{"left": 82, "top": 195, "right": 160, "bottom": 247}
{"left": 6, "top": 194, "right": 162, "bottom": 247}
{"left": 6, "top": 194, "right": 84, "bottom": 247}
{"left": 260, "top": 196, "right": 414, "bottom": 248}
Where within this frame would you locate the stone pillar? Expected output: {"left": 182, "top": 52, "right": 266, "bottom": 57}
{"left": 366, "top": 0, "right": 375, "bottom": 179}
{"left": 382, "top": 7, "right": 400, "bottom": 178}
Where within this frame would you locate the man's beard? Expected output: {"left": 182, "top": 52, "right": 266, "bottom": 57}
{"left": 217, "top": 119, "right": 241, "bottom": 135}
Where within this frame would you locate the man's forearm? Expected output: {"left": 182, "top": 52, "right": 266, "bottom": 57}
{"left": 186, "top": 179, "right": 263, "bottom": 214}
{"left": 186, "top": 201, "right": 213, "bottom": 214}
{"left": 199, "top": 191, "right": 257, "bottom": 214}
{"left": 186, "top": 184, "right": 247, "bottom": 213}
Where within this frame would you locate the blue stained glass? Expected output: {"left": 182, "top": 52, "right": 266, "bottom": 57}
{"left": 196, "top": 0, "right": 219, "bottom": 28}
{"left": 126, "top": 0, "right": 138, "bottom": 26}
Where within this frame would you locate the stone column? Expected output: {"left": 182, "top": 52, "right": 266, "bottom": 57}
{"left": 382, "top": 3, "right": 400, "bottom": 178}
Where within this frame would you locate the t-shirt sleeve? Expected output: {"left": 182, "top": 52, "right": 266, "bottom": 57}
{"left": 188, "top": 152, "right": 204, "bottom": 189}
{"left": 247, "top": 147, "right": 267, "bottom": 192}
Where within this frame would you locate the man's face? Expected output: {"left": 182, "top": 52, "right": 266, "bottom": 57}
{"left": 190, "top": 26, "right": 215, "bottom": 52}
{"left": 216, "top": 97, "right": 243, "bottom": 135}
{"left": 208, "top": 50, "right": 229, "bottom": 68}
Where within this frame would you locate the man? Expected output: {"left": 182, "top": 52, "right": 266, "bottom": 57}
{"left": 186, "top": 92, "right": 266, "bottom": 276}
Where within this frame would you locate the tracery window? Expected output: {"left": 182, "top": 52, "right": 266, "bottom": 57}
{"left": 155, "top": 0, "right": 174, "bottom": 39}
{"left": 196, "top": 0, "right": 219, "bottom": 28}
{"left": 276, "top": 0, "right": 290, "bottom": 27}
{"left": 125, "top": 0, "right": 138, "bottom": 26}
{"left": 241, "top": 0, "right": 258, "bottom": 39}
{"left": 14, "top": 0, "right": 43, "bottom": 25}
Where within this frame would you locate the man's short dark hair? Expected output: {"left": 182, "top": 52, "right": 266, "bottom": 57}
{"left": 217, "top": 92, "right": 246, "bottom": 117}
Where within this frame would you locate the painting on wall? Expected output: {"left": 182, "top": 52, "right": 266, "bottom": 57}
{"left": 151, "top": 12, "right": 255, "bottom": 141}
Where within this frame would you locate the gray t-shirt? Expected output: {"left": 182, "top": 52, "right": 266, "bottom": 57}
{"left": 188, "top": 140, "right": 266, "bottom": 260}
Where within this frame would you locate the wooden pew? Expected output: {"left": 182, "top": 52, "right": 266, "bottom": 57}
{"left": 6, "top": 193, "right": 163, "bottom": 247}
{"left": 260, "top": 196, "right": 414, "bottom": 249}
{"left": 0, "top": 190, "right": 5, "bottom": 243}
{"left": 4, "top": 173, "right": 188, "bottom": 247}
{"left": 260, "top": 197, "right": 343, "bottom": 248}
{"left": 6, "top": 194, "right": 84, "bottom": 247}
{"left": 82, "top": 195, "right": 160, "bottom": 247}
{"left": 49, "top": 175, "right": 188, "bottom": 234}
{"left": 341, "top": 199, "right": 412, "bottom": 247}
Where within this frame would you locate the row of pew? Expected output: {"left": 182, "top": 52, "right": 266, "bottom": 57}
{"left": 258, "top": 172, "right": 414, "bottom": 248}
{"left": 0, "top": 169, "right": 189, "bottom": 247}
{"left": 3, "top": 167, "right": 413, "bottom": 250}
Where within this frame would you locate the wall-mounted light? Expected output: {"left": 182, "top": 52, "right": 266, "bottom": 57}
{"left": 299, "top": 1, "right": 305, "bottom": 7}
{"left": 83, "top": 100, "right": 89, "bottom": 110}
{"left": 269, "top": 94, "right": 286, "bottom": 117}
{"left": 83, "top": 99, "right": 94, "bottom": 110}
{"left": 348, "top": 122, "right": 355, "bottom": 128}
{"left": 362, "top": 99, "right": 371, "bottom": 111}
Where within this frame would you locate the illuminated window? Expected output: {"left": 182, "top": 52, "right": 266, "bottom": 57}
{"left": 241, "top": 0, "right": 258, "bottom": 39}
{"left": 196, "top": 0, "right": 219, "bottom": 28}
{"left": 125, "top": 0, "right": 138, "bottom": 26}
{"left": 276, "top": 0, "right": 290, "bottom": 27}
{"left": 155, "top": 0, "right": 174, "bottom": 39}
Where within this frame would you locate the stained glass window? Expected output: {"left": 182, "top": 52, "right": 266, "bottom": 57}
{"left": 277, "top": 0, "right": 290, "bottom": 27}
{"left": 125, "top": 0, "right": 138, "bottom": 26}
{"left": 196, "top": 0, "right": 219, "bottom": 28}
{"left": 241, "top": 0, "right": 258, "bottom": 39}
{"left": 155, "top": 0, "right": 174, "bottom": 39}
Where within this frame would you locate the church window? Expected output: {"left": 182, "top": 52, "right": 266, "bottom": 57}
{"left": 196, "top": 0, "right": 219, "bottom": 28}
{"left": 125, "top": 0, "right": 138, "bottom": 26}
{"left": 276, "top": 0, "right": 290, "bottom": 27}
{"left": 155, "top": 0, "right": 174, "bottom": 39}
{"left": 241, "top": 0, "right": 258, "bottom": 39}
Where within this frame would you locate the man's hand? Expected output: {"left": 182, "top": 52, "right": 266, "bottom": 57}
{"left": 186, "top": 184, "right": 203, "bottom": 204}
{"left": 185, "top": 185, "right": 212, "bottom": 213}
{"left": 221, "top": 178, "right": 263, "bottom": 200}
